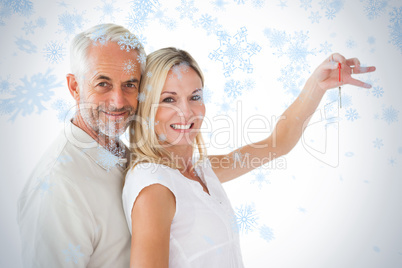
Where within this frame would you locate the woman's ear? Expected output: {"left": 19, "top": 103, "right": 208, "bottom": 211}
{"left": 66, "top": 74, "right": 80, "bottom": 102}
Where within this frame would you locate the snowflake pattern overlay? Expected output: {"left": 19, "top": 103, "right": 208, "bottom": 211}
{"left": 235, "top": 203, "right": 258, "bottom": 234}
{"left": 209, "top": 27, "right": 261, "bottom": 77}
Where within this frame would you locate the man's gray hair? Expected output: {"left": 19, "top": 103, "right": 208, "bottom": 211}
{"left": 70, "top": 23, "right": 146, "bottom": 83}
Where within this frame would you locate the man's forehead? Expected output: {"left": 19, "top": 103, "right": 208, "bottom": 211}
{"left": 87, "top": 41, "right": 139, "bottom": 63}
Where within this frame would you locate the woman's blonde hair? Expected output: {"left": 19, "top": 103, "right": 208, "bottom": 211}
{"left": 129, "top": 47, "right": 207, "bottom": 170}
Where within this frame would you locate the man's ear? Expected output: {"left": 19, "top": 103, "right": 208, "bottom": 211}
{"left": 66, "top": 74, "right": 81, "bottom": 102}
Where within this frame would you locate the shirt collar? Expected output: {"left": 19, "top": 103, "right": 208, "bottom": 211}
{"left": 64, "top": 119, "right": 129, "bottom": 171}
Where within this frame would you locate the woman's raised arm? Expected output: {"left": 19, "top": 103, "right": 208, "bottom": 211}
{"left": 210, "top": 53, "right": 376, "bottom": 183}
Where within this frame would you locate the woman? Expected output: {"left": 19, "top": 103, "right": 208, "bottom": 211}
{"left": 122, "top": 48, "right": 375, "bottom": 267}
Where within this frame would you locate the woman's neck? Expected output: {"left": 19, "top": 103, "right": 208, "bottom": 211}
{"left": 165, "top": 145, "right": 194, "bottom": 175}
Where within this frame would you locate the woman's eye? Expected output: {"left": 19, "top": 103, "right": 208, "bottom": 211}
{"left": 162, "top": 97, "right": 174, "bottom": 103}
{"left": 192, "top": 95, "right": 202, "bottom": 101}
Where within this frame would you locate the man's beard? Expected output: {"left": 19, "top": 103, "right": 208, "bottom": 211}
{"left": 79, "top": 101, "right": 134, "bottom": 138}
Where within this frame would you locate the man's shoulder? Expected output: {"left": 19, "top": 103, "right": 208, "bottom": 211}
{"left": 19, "top": 130, "right": 98, "bottom": 199}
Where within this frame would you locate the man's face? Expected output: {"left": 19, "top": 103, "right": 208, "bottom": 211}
{"left": 77, "top": 41, "right": 141, "bottom": 138}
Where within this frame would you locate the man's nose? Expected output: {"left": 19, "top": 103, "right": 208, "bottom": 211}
{"left": 108, "top": 88, "right": 126, "bottom": 110}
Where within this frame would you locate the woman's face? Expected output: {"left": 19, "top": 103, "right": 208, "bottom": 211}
{"left": 155, "top": 64, "right": 205, "bottom": 147}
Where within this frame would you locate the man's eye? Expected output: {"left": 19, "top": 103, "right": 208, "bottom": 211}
{"left": 126, "top": 83, "right": 137, "bottom": 88}
{"left": 98, "top": 82, "right": 108, "bottom": 87}
{"left": 162, "top": 97, "right": 174, "bottom": 103}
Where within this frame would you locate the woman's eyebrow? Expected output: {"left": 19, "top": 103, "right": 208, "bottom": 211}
{"left": 192, "top": 88, "right": 202, "bottom": 94}
{"left": 161, "top": 91, "right": 177, "bottom": 95}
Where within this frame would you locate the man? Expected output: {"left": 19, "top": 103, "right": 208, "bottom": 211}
{"left": 17, "top": 24, "right": 144, "bottom": 267}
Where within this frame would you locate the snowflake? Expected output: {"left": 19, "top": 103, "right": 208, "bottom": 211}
{"left": 52, "top": 98, "right": 72, "bottom": 122}
{"left": 298, "top": 207, "right": 307, "bottom": 213}
{"left": 277, "top": 65, "right": 304, "bottom": 96}
{"left": 211, "top": 0, "right": 228, "bottom": 11}
{"left": 0, "top": 5, "right": 12, "bottom": 25}
{"left": 345, "top": 151, "right": 354, "bottom": 157}
{"left": 136, "top": 34, "right": 148, "bottom": 46}
{"left": 224, "top": 79, "right": 243, "bottom": 99}
{"left": 158, "top": 133, "right": 167, "bottom": 141}
{"left": 58, "top": 154, "right": 73, "bottom": 163}
{"left": 373, "top": 246, "right": 381, "bottom": 252}
{"left": 15, "top": 37, "right": 37, "bottom": 54}
{"left": 126, "top": 0, "right": 159, "bottom": 32}
{"left": 58, "top": 10, "right": 85, "bottom": 38}
{"left": 381, "top": 105, "right": 399, "bottom": 124}
{"left": 63, "top": 243, "right": 84, "bottom": 264}
{"left": 123, "top": 59, "right": 137, "bottom": 75}
{"left": 94, "top": 0, "right": 121, "bottom": 22}
{"left": 269, "top": 30, "right": 315, "bottom": 70}
{"left": 3, "top": 0, "right": 33, "bottom": 16}
{"left": 251, "top": 0, "right": 265, "bottom": 8}
{"left": 117, "top": 33, "right": 141, "bottom": 52}
{"left": 319, "top": 0, "right": 330, "bottom": 9}
{"left": 161, "top": 17, "right": 177, "bottom": 30}
{"left": 0, "top": 77, "right": 11, "bottom": 94}
{"left": 131, "top": 0, "right": 160, "bottom": 16}
{"left": 169, "top": 62, "right": 190, "bottom": 80}
{"left": 231, "top": 149, "right": 249, "bottom": 167}
{"left": 372, "top": 86, "right": 384, "bottom": 98}
{"left": 390, "top": 6, "right": 402, "bottom": 24}
{"left": 345, "top": 108, "right": 359, "bottom": 121}
{"left": 340, "top": 94, "right": 352, "bottom": 108}
{"left": 201, "top": 86, "right": 212, "bottom": 103}
{"left": 234, "top": 0, "right": 246, "bottom": 5}
{"left": 309, "top": 11, "right": 322, "bottom": 23}
{"left": 320, "top": 41, "right": 333, "bottom": 54}
{"left": 388, "top": 7, "right": 402, "bottom": 53}
{"left": 127, "top": 12, "right": 148, "bottom": 33}
{"left": 22, "top": 20, "right": 36, "bottom": 35}
{"left": 57, "top": 1, "right": 69, "bottom": 8}
{"left": 176, "top": 0, "right": 198, "bottom": 20}
{"left": 346, "top": 39, "right": 356, "bottom": 49}
{"left": 363, "top": 0, "right": 388, "bottom": 20}
{"left": 36, "top": 175, "right": 53, "bottom": 196}
{"left": 264, "top": 28, "right": 288, "bottom": 49}
{"left": 388, "top": 157, "right": 397, "bottom": 166}
{"left": 194, "top": 14, "right": 222, "bottom": 36}
{"left": 235, "top": 203, "right": 258, "bottom": 234}
{"left": 96, "top": 147, "right": 119, "bottom": 171}
{"left": 146, "top": 72, "right": 152, "bottom": 78}
{"left": 209, "top": 27, "right": 261, "bottom": 77}
{"left": 398, "top": 146, "right": 402, "bottom": 154}
{"left": 328, "top": 0, "right": 344, "bottom": 13}
{"left": 373, "top": 138, "right": 383, "bottom": 149}
{"left": 145, "top": 84, "right": 152, "bottom": 92}
{"left": 218, "top": 99, "right": 232, "bottom": 114}
{"left": 43, "top": 41, "right": 65, "bottom": 64}
{"left": 243, "top": 78, "right": 255, "bottom": 90}
{"left": 137, "top": 92, "right": 146, "bottom": 103}
{"left": 325, "top": 7, "right": 336, "bottom": 20}
{"left": 251, "top": 169, "right": 270, "bottom": 189}
{"left": 36, "top": 17, "right": 46, "bottom": 28}
{"left": 300, "top": 0, "right": 312, "bottom": 10}
{"left": 259, "top": 225, "right": 275, "bottom": 242}
{"left": 367, "top": 36, "right": 376, "bottom": 44}
{"left": 88, "top": 25, "right": 110, "bottom": 46}
{"left": 0, "top": 69, "right": 62, "bottom": 121}
{"left": 278, "top": 0, "right": 287, "bottom": 9}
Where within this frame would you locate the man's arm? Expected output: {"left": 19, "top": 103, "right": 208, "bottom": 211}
{"left": 18, "top": 174, "right": 95, "bottom": 267}
{"left": 209, "top": 54, "right": 376, "bottom": 182}
{"left": 130, "top": 184, "right": 176, "bottom": 268}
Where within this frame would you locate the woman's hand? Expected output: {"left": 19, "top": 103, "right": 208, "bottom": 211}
{"left": 312, "top": 53, "right": 376, "bottom": 92}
